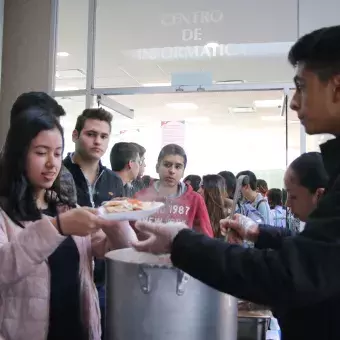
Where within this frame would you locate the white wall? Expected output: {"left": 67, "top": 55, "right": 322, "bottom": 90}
{"left": 0, "top": 0, "right": 53, "bottom": 148}
{"left": 299, "top": 0, "right": 340, "bottom": 36}
{"left": 0, "top": 0, "right": 4, "bottom": 89}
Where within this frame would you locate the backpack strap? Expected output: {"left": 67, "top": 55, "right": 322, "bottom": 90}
{"left": 255, "top": 199, "right": 266, "bottom": 210}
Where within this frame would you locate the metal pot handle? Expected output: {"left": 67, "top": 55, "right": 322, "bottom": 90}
{"left": 176, "top": 269, "right": 190, "bottom": 296}
{"left": 137, "top": 264, "right": 190, "bottom": 295}
{"left": 138, "top": 265, "right": 151, "bottom": 294}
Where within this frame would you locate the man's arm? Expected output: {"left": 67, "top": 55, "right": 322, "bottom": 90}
{"left": 171, "top": 225, "right": 340, "bottom": 310}
{"left": 255, "top": 225, "right": 295, "bottom": 249}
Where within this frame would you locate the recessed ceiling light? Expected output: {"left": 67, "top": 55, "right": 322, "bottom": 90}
{"left": 261, "top": 116, "right": 284, "bottom": 121}
{"left": 205, "top": 42, "right": 219, "bottom": 48}
{"left": 57, "top": 52, "right": 70, "bottom": 57}
{"left": 215, "top": 80, "right": 245, "bottom": 84}
{"left": 254, "top": 99, "right": 283, "bottom": 108}
{"left": 229, "top": 107, "right": 255, "bottom": 114}
{"left": 185, "top": 116, "right": 210, "bottom": 122}
{"left": 142, "top": 82, "right": 171, "bottom": 87}
{"left": 166, "top": 103, "right": 198, "bottom": 110}
{"left": 55, "top": 86, "right": 79, "bottom": 91}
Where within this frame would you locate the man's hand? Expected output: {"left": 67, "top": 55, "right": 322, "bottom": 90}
{"left": 220, "top": 214, "right": 260, "bottom": 244}
{"left": 132, "top": 222, "right": 187, "bottom": 254}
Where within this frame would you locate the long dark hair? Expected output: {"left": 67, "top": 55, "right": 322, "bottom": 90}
{"left": 0, "top": 107, "right": 64, "bottom": 225}
{"left": 289, "top": 152, "right": 329, "bottom": 193}
{"left": 201, "top": 174, "right": 227, "bottom": 238}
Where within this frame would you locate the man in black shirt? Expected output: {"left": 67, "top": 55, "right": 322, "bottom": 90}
{"left": 132, "top": 25, "right": 340, "bottom": 340}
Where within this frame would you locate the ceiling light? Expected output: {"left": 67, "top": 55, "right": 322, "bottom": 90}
{"left": 288, "top": 120, "right": 300, "bottom": 124}
{"left": 142, "top": 82, "right": 171, "bottom": 87}
{"left": 229, "top": 107, "right": 255, "bottom": 114}
{"left": 55, "top": 86, "right": 79, "bottom": 91}
{"left": 261, "top": 116, "right": 285, "bottom": 121}
{"left": 215, "top": 80, "right": 245, "bottom": 84}
{"left": 55, "top": 71, "right": 60, "bottom": 78}
{"left": 57, "top": 52, "right": 70, "bottom": 57}
{"left": 254, "top": 99, "right": 283, "bottom": 108}
{"left": 185, "top": 116, "right": 210, "bottom": 122}
{"left": 166, "top": 103, "right": 198, "bottom": 110}
{"left": 205, "top": 42, "right": 219, "bottom": 48}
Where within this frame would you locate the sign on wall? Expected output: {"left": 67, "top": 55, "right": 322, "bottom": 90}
{"left": 161, "top": 121, "right": 185, "bottom": 148}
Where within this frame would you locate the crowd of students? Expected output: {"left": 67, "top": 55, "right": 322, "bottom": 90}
{"left": 0, "top": 91, "right": 219, "bottom": 340}
{"left": 1, "top": 24, "right": 340, "bottom": 340}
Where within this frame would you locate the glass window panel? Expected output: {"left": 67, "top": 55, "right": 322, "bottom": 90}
{"left": 287, "top": 90, "right": 301, "bottom": 165}
{"left": 55, "top": 0, "right": 89, "bottom": 90}
{"left": 57, "top": 96, "right": 86, "bottom": 157}
{"left": 95, "top": 0, "right": 298, "bottom": 88}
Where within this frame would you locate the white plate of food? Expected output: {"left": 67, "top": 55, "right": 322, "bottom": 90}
{"left": 98, "top": 198, "right": 164, "bottom": 221}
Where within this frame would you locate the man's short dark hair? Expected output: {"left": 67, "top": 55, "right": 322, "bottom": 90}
{"left": 110, "top": 142, "right": 139, "bottom": 172}
{"left": 74, "top": 108, "right": 113, "bottom": 133}
{"left": 218, "top": 171, "right": 236, "bottom": 195}
{"left": 130, "top": 142, "right": 146, "bottom": 158}
{"left": 236, "top": 170, "right": 257, "bottom": 191}
{"left": 288, "top": 25, "right": 340, "bottom": 81}
{"left": 157, "top": 144, "right": 187, "bottom": 168}
{"left": 10, "top": 92, "right": 66, "bottom": 124}
{"left": 183, "top": 175, "right": 201, "bottom": 192}
{"left": 267, "top": 188, "right": 283, "bottom": 207}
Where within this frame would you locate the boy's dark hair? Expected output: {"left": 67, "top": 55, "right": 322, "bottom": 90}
{"left": 10, "top": 92, "right": 66, "bottom": 124}
{"left": 142, "top": 175, "right": 152, "bottom": 188}
{"left": 183, "top": 174, "right": 201, "bottom": 192}
{"left": 267, "top": 188, "right": 283, "bottom": 208}
{"left": 288, "top": 25, "right": 340, "bottom": 81}
{"left": 218, "top": 171, "right": 236, "bottom": 196}
{"left": 130, "top": 142, "right": 146, "bottom": 158}
{"left": 289, "top": 152, "right": 329, "bottom": 194}
{"left": 236, "top": 170, "right": 257, "bottom": 191}
{"left": 110, "top": 142, "right": 139, "bottom": 172}
{"left": 157, "top": 144, "right": 187, "bottom": 168}
{"left": 74, "top": 108, "right": 113, "bottom": 133}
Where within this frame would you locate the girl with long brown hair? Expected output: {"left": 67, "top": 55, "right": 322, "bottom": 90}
{"left": 198, "top": 174, "right": 229, "bottom": 238}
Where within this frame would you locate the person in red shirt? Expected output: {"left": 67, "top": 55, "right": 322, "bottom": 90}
{"left": 135, "top": 144, "right": 213, "bottom": 237}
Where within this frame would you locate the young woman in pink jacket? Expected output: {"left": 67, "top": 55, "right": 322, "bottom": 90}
{"left": 0, "top": 107, "right": 137, "bottom": 340}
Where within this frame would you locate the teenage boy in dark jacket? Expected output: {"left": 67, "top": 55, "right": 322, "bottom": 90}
{"left": 63, "top": 108, "right": 125, "bottom": 339}
{"left": 132, "top": 26, "right": 340, "bottom": 340}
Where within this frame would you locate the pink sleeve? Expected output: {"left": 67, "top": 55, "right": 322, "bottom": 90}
{"left": 193, "top": 195, "right": 214, "bottom": 237}
{"left": 0, "top": 211, "right": 65, "bottom": 289}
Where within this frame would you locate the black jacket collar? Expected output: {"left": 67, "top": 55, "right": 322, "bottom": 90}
{"left": 320, "top": 137, "right": 340, "bottom": 188}
{"left": 63, "top": 153, "right": 106, "bottom": 173}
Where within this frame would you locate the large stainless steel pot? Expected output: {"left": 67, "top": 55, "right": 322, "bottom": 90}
{"left": 105, "top": 248, "right": 238, "bottom": 340}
